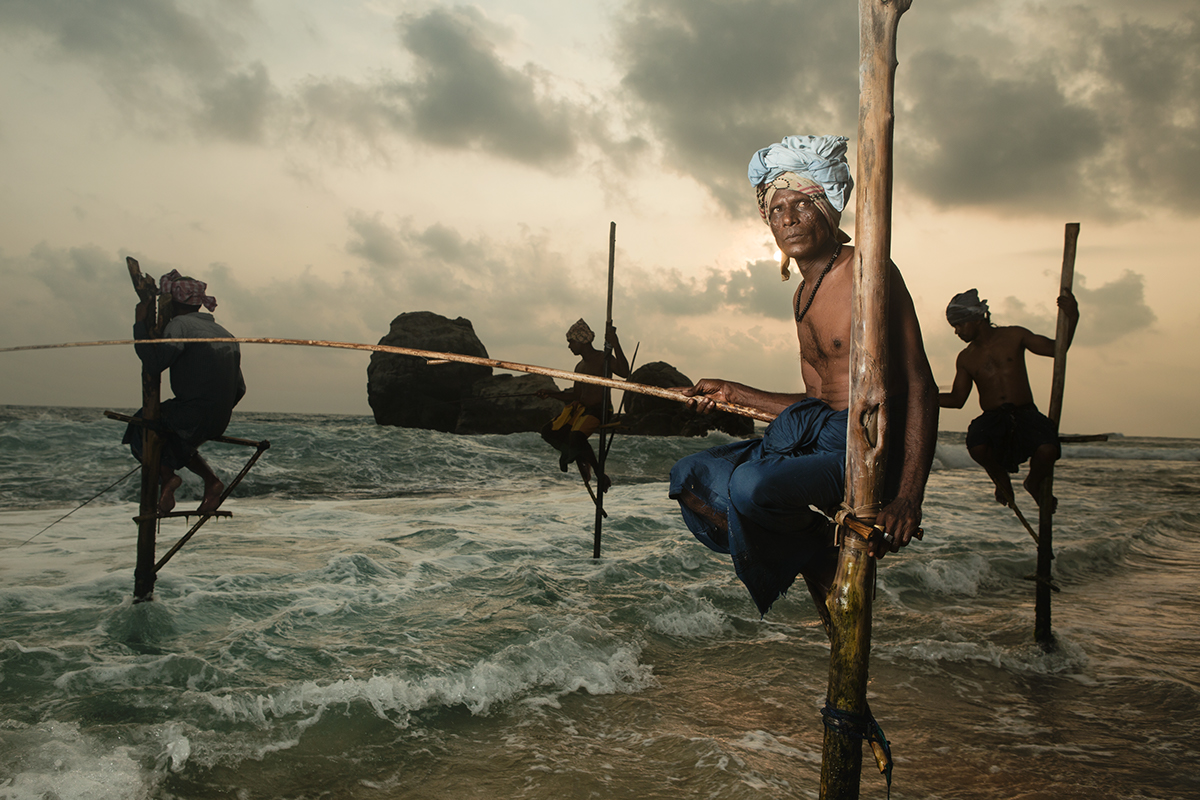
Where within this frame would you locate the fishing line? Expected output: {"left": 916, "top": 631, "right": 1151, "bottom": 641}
{"left": 8, "top": 465, "right": 140, "bottom": 548}
{"left": 601, "top": 341, "right": 640, "bottom": 463}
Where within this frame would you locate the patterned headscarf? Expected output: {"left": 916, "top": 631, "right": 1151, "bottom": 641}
{"left": 160, "top": 269, "right": 217, "bottom": 311}
{"left": 566, "top": 319, "right": 594, "bottom": 346}
{"left": 946, "top": 289, "right": 989, "bottom": 325}
{"left": 748, "top": 136, "right": 854, "bottom": 280}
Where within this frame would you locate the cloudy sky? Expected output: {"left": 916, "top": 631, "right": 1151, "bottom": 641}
{"left": 1, "top": 0, "right": 1197, "bottom": 437}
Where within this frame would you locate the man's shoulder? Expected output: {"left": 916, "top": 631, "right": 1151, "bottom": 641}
{"left": 167, "top": 312, "right": 235, "bottom": 339}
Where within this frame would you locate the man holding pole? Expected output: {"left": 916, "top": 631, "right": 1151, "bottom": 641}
{"left": 123, "top": 270, "right": 246, "bottom": 514}
{"left": 538, "top": 319, "right": 630, "bottom": 493}
{"left": 938, "top": 288, "right": 1079, "bottom": 511}
{"left": 670, "top": 135, "right": 938, "bottom": 618}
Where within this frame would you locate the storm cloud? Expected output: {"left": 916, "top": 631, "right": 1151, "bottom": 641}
{"left": 615, "top": 0, "right": 858, "bottom": 215}
{"left": 613, "top": 0, "right": 1200, "bottom": 219}
{"left": 990, "top": 270, "right": 1156, "bottom": 348}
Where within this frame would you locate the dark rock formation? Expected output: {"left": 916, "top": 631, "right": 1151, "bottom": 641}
{"left": 455, "top": 374, "right": 563, "bottom": 435}
{"left": 622, "top": 361, "right": 754, "bottom": 438}
{"left": 368, "top": 313, "right": 754, "bottom": 438}
{"left": 367, "top": 312, "right": 491, "bottom": 431}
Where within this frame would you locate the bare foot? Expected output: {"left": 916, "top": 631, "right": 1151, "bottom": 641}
{"left": 598, "top": 472, "right": 612, "bottom": 494}
{"left": 1024, "top": 475, "right": 1057, "bottom": 513}
{"left": 198, "top": 479, "right": 224, "bottom": 513}
{"left": 159, "top": 474, "right": 183, "bottom": 514}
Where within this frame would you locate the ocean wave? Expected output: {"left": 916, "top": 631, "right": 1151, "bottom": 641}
{"left": 198, "top": 623, "right": 656, "bottom": 729}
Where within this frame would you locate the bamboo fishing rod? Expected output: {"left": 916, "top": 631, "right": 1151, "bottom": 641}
{"left": 0, "top": 336, "right": 778, "bottom": 423}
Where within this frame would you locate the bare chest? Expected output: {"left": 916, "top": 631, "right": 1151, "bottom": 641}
{"left": 793, "top": 274, "right": 852, "bottom": 373}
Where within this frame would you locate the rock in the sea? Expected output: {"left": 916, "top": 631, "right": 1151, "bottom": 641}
{"left": 367, "top": 313, "right": 754, "bottom": 438}
{"left": 455, "top": 374, "right": 563, "bottom": 435}
{"left": 622, "top": 362, "right": 755, "bottom": 438}
{"left": 367, "top": 312, "right": 492, "bottom": 431}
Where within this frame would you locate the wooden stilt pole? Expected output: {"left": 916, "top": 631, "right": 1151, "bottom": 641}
{"left": 821, "top": 2, "right": 911, "bottom": 798}
{"left": 1035, "top": 223, "right": 1079, "bottom": 648}
{"left": 593, "top": 222, "right": 617, "bottom": 559}
{"left": 127, "top": 257, "right": 162, "bottom": 603}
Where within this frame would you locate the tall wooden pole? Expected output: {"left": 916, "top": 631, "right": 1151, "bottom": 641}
{"left": 821, "top": 2, "right": 911, "bottom": 797}
{"left": 593, "top": 222, "right": 617, "bottom": 558}
{"left": 127, "top": 257, "right": 162, "bottom": 602}
{"left": 1035, "top": 223, "right": 1079, "bottom": 647}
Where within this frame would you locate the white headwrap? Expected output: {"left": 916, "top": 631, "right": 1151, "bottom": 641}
{"left": 748, "top": 136, "right": 854, "bottom": 279}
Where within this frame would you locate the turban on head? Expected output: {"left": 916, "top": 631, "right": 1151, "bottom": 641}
{"left": 946, "top": 289, "right": 989, "bottom": 325}
{"left": 748, "top": 135, "right": 854, "bottom": 279}
{"left": 566, "top": 318, "right": 594, "bottom": 346}
{"left": 160, "top": 269, "right": 217, "bottom": 311}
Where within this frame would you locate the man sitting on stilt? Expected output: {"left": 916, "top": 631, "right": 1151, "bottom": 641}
{"left": 123, "top": 270, "right": 246, "bottom": 513}
{"left": 537, "top": 319, "right": 630, "bottom": 493}
{"left": 670, "top": 135, "right": 938, "bottom": 618}
{"left": 938, "top": 288, "right": 1079, "bottom": 512}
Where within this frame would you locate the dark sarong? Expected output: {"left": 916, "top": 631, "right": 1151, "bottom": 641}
{"left": 966, "top": 403, "right": 1059, "bottom": 474}
{"left": 669, "top": 398, "right": 847, "bottom": 615}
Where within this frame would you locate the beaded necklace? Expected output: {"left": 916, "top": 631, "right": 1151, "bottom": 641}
{"left": 793, "top": 243, "right": 843, "bottom": 324}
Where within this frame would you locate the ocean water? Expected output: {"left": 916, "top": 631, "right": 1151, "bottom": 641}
{"left": 1, "top": 405, "right": 1198, "bottom": 800}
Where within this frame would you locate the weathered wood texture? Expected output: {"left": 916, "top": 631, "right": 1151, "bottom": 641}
{"left": 126, "top": 256, "right": 161, "bottom": 602}
{"left": 821, "top": 2, "right": 912, "bottom": 798}
{"left": 1035, "top": 222, "right": 1079, "bottom": 647}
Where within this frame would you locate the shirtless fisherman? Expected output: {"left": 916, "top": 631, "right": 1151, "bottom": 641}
{"left": 537, "top": 319, "right": 630, "bottom": 493}
{"left": 670, "top": 135, "right": 938, "bottom": 617}
{"left": 938, "top": 288, "right": 1079, "bottom": 511}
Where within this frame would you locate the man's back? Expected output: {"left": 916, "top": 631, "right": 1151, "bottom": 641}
{"left": 136, "top": 311, "right": 246, "bottom": 443}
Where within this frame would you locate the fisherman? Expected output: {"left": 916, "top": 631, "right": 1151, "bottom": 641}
{"left": 123, "top": 270, "right": 246, "bottom": 514}
{"left": 537, "top": 319, "right": 630, "bottom": 493}
{"left": 669, "top": 135, "right": 938, "bottom": 617}
{"left": 938, "top": 287, "right": 1079, "bottom": 511}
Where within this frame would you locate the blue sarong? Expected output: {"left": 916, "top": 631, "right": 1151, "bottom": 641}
{"left": 669, "top": 398, "right": 847, "bottom": 615}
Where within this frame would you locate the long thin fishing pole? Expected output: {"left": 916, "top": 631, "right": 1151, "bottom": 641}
{"left": 602, "top": 341, "right": 639, "bottom": 463}
{"left": 0, "top": 337, "right": 777, "bottom": 422}
{"left": 7, "top": 465, "right": 140, "bottom": 548}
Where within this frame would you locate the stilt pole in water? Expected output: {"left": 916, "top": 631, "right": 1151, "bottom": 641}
{"left": 127, "top": 257, "right": 162, "bottom": 602}
{"left": 821, "top": 2, "right": 911, "bottom": 798}
{"left": 1036, "top": 223, "right": 1079, "bottom": 648}
{"left": 593, "top": 222, "right": 616, "bottom": 558}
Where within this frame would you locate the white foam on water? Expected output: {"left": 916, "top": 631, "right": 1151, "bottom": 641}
{"left": 198, "top": 622, "right": 656, "bottom": 729}
{"left": 0, "top": 721, "right": 148, "bottom": 800}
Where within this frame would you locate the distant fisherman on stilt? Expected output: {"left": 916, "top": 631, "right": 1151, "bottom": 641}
{"left": 938, "top": 287, "right": 1079, "bottom": 512}
{"left": 123, "top": 270, "right": 246, "bottom": 514}
{"left": 537, "top": 318, "right": 630, "bottom": 493}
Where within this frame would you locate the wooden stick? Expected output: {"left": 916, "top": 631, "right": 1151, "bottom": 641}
{"left": 126, "top": 256, "right": 162, "bottom": 603}
{"left": 595, "top": 221, "right": 617, "bottom": 558}
{"left": 155, "top": 438, "right": 271, "bottom": 573}
{"left": 2, "top": 336, "right": 778, "bottom": 423}
{"left": 822, "top": 3, "right": 912, "bottom": 798}
{"left": 1036, "top": 222, "right": 1079, "bottom": 649}
{"left": 1007, "top": 498, "right": 1040, "bottom": 544}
